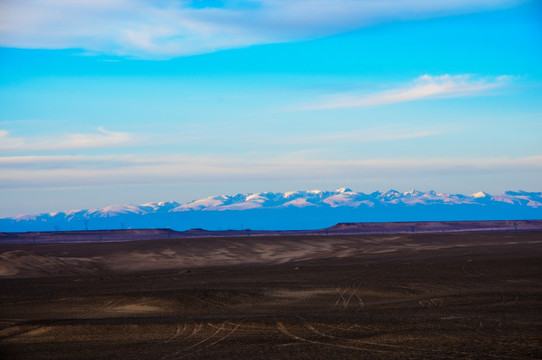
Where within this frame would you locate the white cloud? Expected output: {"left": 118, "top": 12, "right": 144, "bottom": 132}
{"left": 1, "top": 152, "right": 540, "bottom": 188}
{"left": 275, "top": 125, "right": 445, "bottom": 145}
{"left": 303, "top": 74, "right": 511, "bottom": 110}
{"left": 246, "top": 125, "right": 448, "bottom": 148}
{"left": 0, "top": 127, "right": 135, "bottom": 153}
{"left": 0, "top": 0, "right": 521, "bottom": 58}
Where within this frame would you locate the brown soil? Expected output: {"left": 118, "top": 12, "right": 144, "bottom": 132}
{"left": 1, "top": 232, "right": 542, "bottom": 359}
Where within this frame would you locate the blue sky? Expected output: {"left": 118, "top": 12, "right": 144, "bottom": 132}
{"left": 0, "top": 0, "right": 541, "bottom": 217}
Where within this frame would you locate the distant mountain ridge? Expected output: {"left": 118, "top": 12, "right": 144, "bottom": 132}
{"left": 2, "top": 189, "right": 541, "bottom": 232}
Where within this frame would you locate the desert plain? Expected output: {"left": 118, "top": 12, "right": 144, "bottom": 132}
{"left": 1, "top": 228, "right": 541, "bottom": 359}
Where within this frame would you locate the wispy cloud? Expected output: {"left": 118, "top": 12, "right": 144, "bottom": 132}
{"left": 265, "top": 125, "right": 447, "bottom": 146}
{"left": 0, "top": 0, "right": 521, "bottom": 58}
{"left": 0, "top": 127, "right": 135, "bottom": 153}
{"left": 302, "top": 74, "right": 512, "bottom": 110}
{"left": 1, "top": 152, "right": 540, "bottom": 188}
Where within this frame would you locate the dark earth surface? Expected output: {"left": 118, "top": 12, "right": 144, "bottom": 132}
{"left": 1, "top": 231, "right": 542, "bottom": 359}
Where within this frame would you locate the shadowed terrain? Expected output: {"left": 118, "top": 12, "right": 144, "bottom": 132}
{"left": 2, "top": 219, "right": 542, "bottom": 245}
{"left": 1, "top": 231, "right": 542, "bottom": 359}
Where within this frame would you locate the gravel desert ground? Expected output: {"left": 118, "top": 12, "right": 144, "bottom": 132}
{"left": 1, "top": 230, "right": 542, "bottom": 359}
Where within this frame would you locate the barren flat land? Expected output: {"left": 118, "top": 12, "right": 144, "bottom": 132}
{"left": 1, "top": 230, "right": 542, "bottom": 359}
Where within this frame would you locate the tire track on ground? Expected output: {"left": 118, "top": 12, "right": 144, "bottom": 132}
{"left": 301, "top": 320, "right": 411, "bottom": 351}
{"left": 275, "top": 321, "right": 389, "bottom": 354}
{"left": 160, "top": 322, "right": 242, "bottom": 360}
{"left": 332, "top": 280, "right": 365, "bottom": 311}
{"left": 165, "top": 323, "right": 188, "bottom": 343}
{"left": 82, "top": 296, "right": 122, "bottom": 318}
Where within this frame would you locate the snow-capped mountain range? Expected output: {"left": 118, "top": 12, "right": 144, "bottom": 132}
{"left": 2, "top": 189, "right": 541, "bottom": 232}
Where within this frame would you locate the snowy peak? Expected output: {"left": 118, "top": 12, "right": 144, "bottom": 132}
{"left": 471, "top": 191, "right": 490, "bottom": 198}
{"left": 403, "top": 189, "right": 422, "bottom": 197}
{"left": 210, "top": 188, "right": 535, "bottom": 210}
{"left": 4, "top": 189, "right": 542, "bottom": 225}
{"left": 83, "top": 201, "right": 181, "bottom": 217}
{"left": 335, "top": 187, "right": 353, "bottom": 193}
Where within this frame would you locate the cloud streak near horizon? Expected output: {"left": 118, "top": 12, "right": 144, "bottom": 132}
{"left": 303, "top": 75, "right": 511, "bottom": 110}
{"left": 0, "top": 127, "right": 135, "bottom": 153}
{"left": 0, "top": 0, "right": 521, "bottom": 58}
{"left": 1, "top": 152, "right": 541, "bottom": 189}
